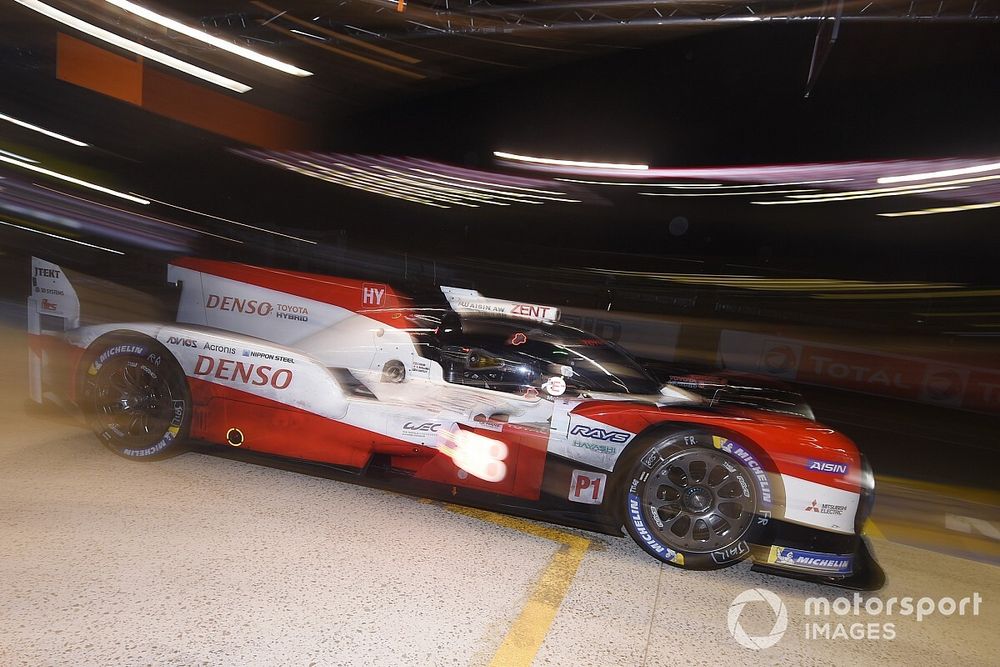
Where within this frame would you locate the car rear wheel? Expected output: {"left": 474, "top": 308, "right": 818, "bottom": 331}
{"left": 621, "top": 430, "right": 770, "bottom": 570}
{"left": 80, "top": 334, "right": 190, "bottom": 460}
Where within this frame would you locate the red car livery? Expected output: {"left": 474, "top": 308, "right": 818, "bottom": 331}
{"left": 27, "top": 256, "right": 884, "bottom": 588}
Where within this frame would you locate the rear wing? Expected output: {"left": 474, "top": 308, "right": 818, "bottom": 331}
{"left": 441, "top": 286, "right": 560, "bottom": 323}
{"left": 27, "top": 257, "right": 81, "bottom": 403}
{"left": 27, "top": 257, "right": 171, "bottom": 404}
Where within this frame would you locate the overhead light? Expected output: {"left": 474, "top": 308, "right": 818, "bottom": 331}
{"left": 14, "top": 0, "right": 252, "bottom": 93}
{"left": 0, "top": 112, "right": 87, "bottom": 146}
{"left": 0, "top": 153, "right": 149, "bottom": 204}
{"left": 494, "top": 151, "right": 648, "bottom": 171}
{"left": 105, "top": 0, "right": 312, "bottom": 77}
{"left": 877, "top": 161, "right": 1000, "bottom": 185}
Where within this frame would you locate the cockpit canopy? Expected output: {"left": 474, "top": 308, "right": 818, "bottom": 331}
{"left": 428, "top": 314, "right": 660, "bottom": 397}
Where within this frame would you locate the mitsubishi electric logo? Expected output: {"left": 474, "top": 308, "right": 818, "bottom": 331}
{"left": 727, "top": 588, "right": 788, "bottom": 650}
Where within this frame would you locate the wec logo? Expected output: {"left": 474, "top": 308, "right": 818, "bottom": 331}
{"left": 570, "top": 425, "right": 630, "bottom": 443}
{"left": 403, "top": 422, "right": 441, "bottom": 433}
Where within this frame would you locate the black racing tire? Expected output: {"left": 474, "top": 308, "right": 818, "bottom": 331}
{"left": 620, "top": 429, "right": 774, "bottom": 571}
{"left": 79, "top": 333, "right": 191, "bottom": 461}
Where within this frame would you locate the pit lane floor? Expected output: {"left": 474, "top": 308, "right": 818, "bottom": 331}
{"left": 1, "top": 323, "right": 998, "bottom": 666}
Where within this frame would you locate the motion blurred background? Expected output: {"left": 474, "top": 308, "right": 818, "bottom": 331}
{"left": 1, "top": 0, "right": 998, "bottom": 563}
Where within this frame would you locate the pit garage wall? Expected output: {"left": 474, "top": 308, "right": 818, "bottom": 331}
{"left": 559, "top": 305, "right": 1000, "bottom": 416}
{"left": 32, "top": 257, "right": 998, "bottom": 417}
{"left": 717, "top": 331, "right": 1000, "bottom": 415}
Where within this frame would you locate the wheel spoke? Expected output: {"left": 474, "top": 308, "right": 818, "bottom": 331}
{"left": 707, "top": 513, "right": 731, "bottom": 537}
{"left": 688, "top": 459, "right": 707, "bottom": 484}
{"left": 665, "top": 465, "right": 688, "bottom": 488}
{"left": 692, "top": 518, "right": 711, "bottom": 542}
{"left": 668, "top": 514, "right": 692, "bottom": 539}
{"left": 717, "top": 481, "right": 744, "bottom": 499}
{"left": 707, "top": 464, "right": 733, "bottom": 488}
{"left": 108, "top": 373, "right": 131, "bottom": 395}
{"left": 126, "top": 413, "right": 141, "bottom": 436}
{"left": 718, "top": 502, "right": 744, "bottom": 519}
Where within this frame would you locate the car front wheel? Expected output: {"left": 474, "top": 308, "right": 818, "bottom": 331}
{"left": 621, "top": 430, "right": 771, "bottom": 570}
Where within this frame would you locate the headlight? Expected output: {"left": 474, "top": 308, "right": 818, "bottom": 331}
{"left": 860, "top": 454, "right": 876, "bottom": 493}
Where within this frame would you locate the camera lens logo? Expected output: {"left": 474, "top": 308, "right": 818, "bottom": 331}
{"left": 762, "top": 344, "right": 797, "bottom": 374}
{"left": 923, "top": 368, "right": 964, "bottom": 403}
{"left": 727, "top": 588, "right": 788, "bottom": 650}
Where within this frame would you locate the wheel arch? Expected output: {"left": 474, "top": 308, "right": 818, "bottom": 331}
{"left": 76, "top": 329, "right": 184, "bottom": 402}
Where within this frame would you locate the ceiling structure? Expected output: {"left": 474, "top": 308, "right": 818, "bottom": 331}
{"left": 5, "top": 0, "right": 999, "bottom": 117}
{"left": 1, "top": 0, "right": 999, "bottom": 337}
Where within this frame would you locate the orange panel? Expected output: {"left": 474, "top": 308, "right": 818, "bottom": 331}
{"left": 54, "top": 33, "right": 312, "bottom": 149}
{"left": 56, "top": 33, "right": 143, "bottom": 105}
{"left": 142, "top": 68, "right": 312, "bottom": 149}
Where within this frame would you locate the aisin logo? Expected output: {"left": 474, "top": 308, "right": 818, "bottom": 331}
{"left": 728, "top": 588, "right": 788, "bottom": 650}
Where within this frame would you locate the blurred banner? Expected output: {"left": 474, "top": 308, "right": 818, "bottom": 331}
{"left": 718, "top": 331, "right": 1000, "bottom": 414}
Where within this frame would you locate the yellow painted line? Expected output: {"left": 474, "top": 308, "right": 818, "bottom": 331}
{"left": 867, "top": 516, "right": 1000, "bottom": 560}
{"left": 877, "top": 475, "right": 1000, "bottom": 506}
{"left": 442, "top": 504, "right": 590, "bottom": 667}
{"left": 863, "top": 519, "right": 886, "bottom": 541}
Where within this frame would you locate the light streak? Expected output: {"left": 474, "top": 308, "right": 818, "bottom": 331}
{"left": 0, "top": 153, "right": 149, "bottom": 204}
{"left": 751, "top": 185, "right": 967, "bottom": 205}
{"left": 878, "top": 201, "right": 1000, "bottom": 218}
{"left": 877, "top": 161, "right": 1000, "bottom": 184}
{"left": 135, "top": 195, "right": 317, "bottom": 243}
{"left": 0, "top": 148, "right": 39, "bottom": 163}
{"left": 15, "top": 0, "right": 252, "bottom": 93}
{"left": 106, "top": 0, "right": 312, "bottom": 76}
{"left": 0, "top": 112, "right": 87, "bottom": 146}
{"left": 556, "top": 178, "right": 852, "bottom": 187}
{"left": 0, "top": 218, "right": 124, "bottom": 254}
{"left": 494, "top": 151, "right": 648, "bottom": 171}
{"left": 639, "top": 189, "right": 819, "bottom": 197}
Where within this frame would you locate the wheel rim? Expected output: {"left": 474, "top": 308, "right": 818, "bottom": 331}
{"left": 91, "top": 356, "right": 174, "bottom": 447}
{"left": 641, "top": 447, "right": 757, "bottom": 553}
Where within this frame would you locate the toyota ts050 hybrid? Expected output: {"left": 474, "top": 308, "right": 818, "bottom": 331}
{"left": 27, "top": 256, "right": 884, "bottom": 589}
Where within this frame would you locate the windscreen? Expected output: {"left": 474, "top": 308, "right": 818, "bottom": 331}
{"left": 435, "top": 316, "right": 660, "bottom": 396}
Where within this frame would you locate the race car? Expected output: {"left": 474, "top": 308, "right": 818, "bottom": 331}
{"left": 27, "top": 256, "right": 884, "bottom": 589}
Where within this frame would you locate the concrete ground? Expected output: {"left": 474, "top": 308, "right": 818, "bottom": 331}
{"left": 1, "top": 323, "right": 998, "bottom": 666}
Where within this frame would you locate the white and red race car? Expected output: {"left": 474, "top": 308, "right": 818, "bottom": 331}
{"left": 28, "top": 256, "right": 884, "bottom": 588}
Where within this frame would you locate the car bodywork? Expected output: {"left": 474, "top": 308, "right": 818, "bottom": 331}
{"left": 27, "top": 256, "right": 884, "bottom": 589}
